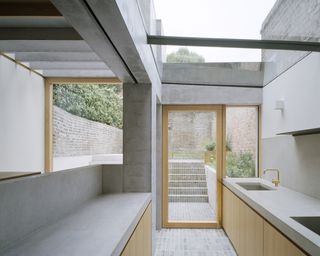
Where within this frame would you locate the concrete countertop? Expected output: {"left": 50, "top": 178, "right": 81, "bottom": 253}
{"left": 223, "top": 178, "right": 320, "bottom": 256}
{"left": 0, "top": 172, "right": 40, "bottom": 181}
{"left": 2, "top": 193, "right": 151, "bottom": 256}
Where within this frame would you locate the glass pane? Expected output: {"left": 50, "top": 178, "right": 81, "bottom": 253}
{"left": 152, "top": 0, "right": 320, "bottom": 43}
{"left": 164, "top": 46, "right": 262, "bottom": 63}
{"left": 226, "top": 106, "right": 258, "bottom": 178}
{"left": 168, "top": 111, "right": 217, "bottom": 222}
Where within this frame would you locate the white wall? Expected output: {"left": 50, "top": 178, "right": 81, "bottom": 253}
{"left": 262, "top": 52, "right": 320, "bottom": 199}
{"left": 262, "top": 53, "right": 320, "bottom": 138}
{"left": 0, "top": 56, "right": 45, "bottom": 172}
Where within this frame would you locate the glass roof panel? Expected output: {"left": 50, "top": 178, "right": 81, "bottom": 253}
{"left": 164, "top": 46, "right": 261, "bottom": 63}
{"left": 159, "top": 46, "right": 311, "bottom": 86}
{"left": 152, "top": 0, "right": 320, "bottom": 43}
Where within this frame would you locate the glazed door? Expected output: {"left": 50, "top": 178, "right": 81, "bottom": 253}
{"left": 162, "top": 105, "right": 223, "bottom": 228}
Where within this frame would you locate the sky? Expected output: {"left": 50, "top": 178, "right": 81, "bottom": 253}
{"left": 153, "top": 0, "right": 277, "bottom": 62}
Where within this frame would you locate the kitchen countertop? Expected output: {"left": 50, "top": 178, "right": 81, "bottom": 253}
{"left": 223, "top": 178, "right": 320, "bottom": 256}
{"left": 2, "top": 193, "right": 151, "bottom": 256}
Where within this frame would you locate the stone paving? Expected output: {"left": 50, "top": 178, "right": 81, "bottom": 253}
{"left": 169, "top": 202, "right": 215, "bottom": 222}
{"left": 155, "top": 228, "right": 236, "bottom": 256}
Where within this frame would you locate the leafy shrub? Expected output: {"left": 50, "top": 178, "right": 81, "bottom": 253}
{"left": 226, "top": 137, "right": 232, "bottom": 152}
{"left": 167, "top": 48, "right": 205, "bottom": 63}
{"left": 205, "top": 142, "right": 216, "bottom": 151}
{"left": 53, "top": 84, "right": 123, "bottom": 128}
{"left": 226, "top": 151, "right": 255, "bottom": 178}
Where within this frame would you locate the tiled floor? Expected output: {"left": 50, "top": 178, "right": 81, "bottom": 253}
{"left": 169, "top": 202, "right": 215, "bottom": 222}
{"left": 155, "top": 228, "right": 236, "bottom": 256}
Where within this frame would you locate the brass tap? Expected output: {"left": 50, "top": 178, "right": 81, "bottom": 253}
{"left": 263, "top": 169, "right": 280, "bottom": 187}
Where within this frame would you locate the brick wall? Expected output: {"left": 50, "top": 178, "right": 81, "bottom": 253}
{"left": 226, "top": 107, "right": 258, "bottom": 156}
{"left": 261, "top": 0, "right": 320, "bottom": 84}
{"left": 168, "top": 112, "right": 216, "bottom": 157}
{"left": 168, "top": 108, "right": 258, "bottom": 158}
{"left": 53, "top": 106, "right": 122, "bottom": 157}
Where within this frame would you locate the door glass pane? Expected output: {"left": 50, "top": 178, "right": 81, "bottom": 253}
{"left": 168, "top": 111, "right": 217, "bottom": 222}
{"left": 226, "top": 106, "right": 258, "bottom": 177}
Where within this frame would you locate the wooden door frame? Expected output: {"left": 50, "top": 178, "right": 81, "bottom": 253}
{"left": 162, "top": 105, "right": 224, "bottom": 228}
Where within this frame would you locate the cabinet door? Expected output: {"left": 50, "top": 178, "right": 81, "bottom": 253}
{"left": 222, "top": 186, "right": 232, "bottom": 237}
{"left": 223, "top": 186, "right": 263, "bottom": 256}
{"left": 222, "top": 186, "right": 240, "bottom": 251}
{"left": 264, "top": 221, "right": 306, "bottom": 256}
{"left": 238, "top": 200, "right": 263, "bottom": 256}
{"left": 121, "top": 204, "right": 152, "bottom": 256}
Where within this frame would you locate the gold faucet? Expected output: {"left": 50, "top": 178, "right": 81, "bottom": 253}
{"left": 263, "top": 169, "right": 280, "bottom": 187}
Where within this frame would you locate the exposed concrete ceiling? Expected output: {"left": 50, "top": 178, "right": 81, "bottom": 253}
{"left": 163, "top": 63, "right": 264, "bottom": 88}
{"left": 0, "top": 1, "right": 116, "bottom": 78}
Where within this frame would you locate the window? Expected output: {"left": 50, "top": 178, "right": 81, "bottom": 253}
{"left": 225, "top": 106, "right": 259, "bottom": 177}
{"left": 49, "top": 81, "right": 123, "bottom": 171}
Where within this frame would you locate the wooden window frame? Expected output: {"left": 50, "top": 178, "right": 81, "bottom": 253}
{"left": 224, "top": 105, "right": 262, "bottom": 178}
{"left": 44, "top": 77, "right": 121, "bottom": 173}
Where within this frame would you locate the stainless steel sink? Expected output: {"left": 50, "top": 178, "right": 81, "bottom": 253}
{"left": 291, "top": 216, "right": 320, "bottom": 236}
{"left": 236, "top": 182, "right": 275, "bottom": 191}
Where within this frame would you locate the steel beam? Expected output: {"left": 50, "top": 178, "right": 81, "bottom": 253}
{"left": 147, "top": 35, "right": 320, "bottom": 52}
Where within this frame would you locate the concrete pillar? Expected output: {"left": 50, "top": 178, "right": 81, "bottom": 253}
{"left": 123, "top": 83, "right": 153, "bottom": 192}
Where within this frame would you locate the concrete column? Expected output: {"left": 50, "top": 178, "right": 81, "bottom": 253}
{"left": 123, "top": 83, "right": 153, "bottom": 192}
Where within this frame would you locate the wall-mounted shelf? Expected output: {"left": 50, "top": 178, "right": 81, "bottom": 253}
{"left": 277, "top": 128, "right": 320, "bottom": 137}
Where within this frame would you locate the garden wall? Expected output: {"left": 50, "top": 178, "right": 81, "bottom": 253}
{"left": 168, "top": 109, "right": 257, "bottom": 158}
{"left": 53, "top": 106, "right": 122, "bottom": 157}
{"left": 261, "top": 0, "right": 320, "bottom": 84}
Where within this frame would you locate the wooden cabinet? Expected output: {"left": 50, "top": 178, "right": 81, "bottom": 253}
{"left": 222, "top": 186, "right": 263, "bottom": 256}
{"left": 238, "top": 200, "right": 263, "bottom": 256}
{"left": 264, "top": 221, "right": 306, "bottom": 256}
{"left": 223, "top": 186, "right": 307, "bottom": 256}
{"left": 121, "top": 204, "right": 152, "bottom": 256}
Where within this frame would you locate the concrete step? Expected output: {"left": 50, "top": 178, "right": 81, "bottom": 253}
{"left": 169, "top": 187, "right": 208, "bottom": 195}
{"left": 169, "top": 168, "right": 205, "bottom": 175}
{"left": 169, "top": 180, "right": 207, "bottom": 187}
{"left": 169, "top": 194, "right": 209, "bottom": 203}
{"left": 169, "top": 161, "right": 205, "bottom": 169}
{"left": 169, "top": 174, "right": 206, "bottom": 181}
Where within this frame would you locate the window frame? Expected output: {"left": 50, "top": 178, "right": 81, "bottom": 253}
{"left": 223, "top": 105, "right": 261, "bottom": 178}
{"left": 44, "top": 77, "right": 121, "bottom": 173}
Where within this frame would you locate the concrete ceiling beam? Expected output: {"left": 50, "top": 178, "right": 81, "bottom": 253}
{"left": 28, "top": 61, "right": 109, "bottom": 70}
{"left": 0, "top": 3, "right": 61, "bottom": 17}
{"left": 14, "top": 52, "right": 101, "bottom": 62}
{"left": 162, "top": 63, "right": 264, "bottom": 88}
{"left": 0, "top": 40, "right": 92, "bottom": 52}
{"left": 86, "top": 0, "right": 150, "bottom": 83}
{"left": 0, "top": 17, "right": 69, "bottom": 28}
{"left": 0, "top": 28, "right": 82, "bottom": 40}
{"left": 42, "top": 69, "right": 115, "bottom": 78}
{"left": 51, "top": 0, "right": 136, "bottom": 83}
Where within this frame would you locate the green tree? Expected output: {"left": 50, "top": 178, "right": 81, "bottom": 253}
{"left": 53, "top": 84, "right": 123, "bottom": 128}
{"left": 166, "top": 47, "right": 205, "bottom": 63}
